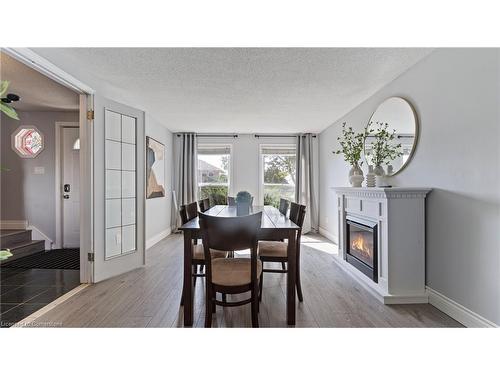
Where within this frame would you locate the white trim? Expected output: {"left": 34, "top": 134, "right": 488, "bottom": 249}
{"left": 0, "top": 220, "right": 28, "bottom": 230}
{"left": 27, "top": 225, "right": 53, "bottom": 250}
{"left": 146, "top": 228, "right": 172, "bottom": 249}
{"left": 331, "top": 253, "right": 429, "bottom": 304}
{"left": 427, "top": 287, "right": 498, "bottom": 328}
{"left": 2, "top": 48, "right": 94, "bottom": 94}
{"left": 55, "top": 122, "right": 79, "bottom": 249}
{"left": 318, "top": 226, "right": 338, "bottom": 244}
{"left": 12, "top": 284, "right": 88, "bottom": 328}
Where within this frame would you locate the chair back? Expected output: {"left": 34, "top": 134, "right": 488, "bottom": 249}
{"left": 289, "top": 202, "right": 306, "bottom": 229}
{"left": 199, "top": 211, "right": 262, "bottom": 252}
{"left": 199, "top": 198, "right": 210, "bottom": 213}
{"left": 180, "top": 202, "right": 198, "bottom": 225}
{"left": 199, "top": 211, "right": 262, "bottom": 286}
{"left": 279, "top": 198, "right": 290, "bottom": 216}
{"left": 227, "top": 196, "right": 236, "bottom": 206}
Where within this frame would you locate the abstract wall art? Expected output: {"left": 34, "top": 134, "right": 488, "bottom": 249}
{"left": 146, "top": 136, "right": 165, "bottom": 199}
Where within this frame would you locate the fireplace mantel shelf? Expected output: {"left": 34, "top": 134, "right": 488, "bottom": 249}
{"left": 332, "top": 187, "right": 432, "bottom": 199}
{"left": 332, "top": 186, "right": 431, "bottom": 304}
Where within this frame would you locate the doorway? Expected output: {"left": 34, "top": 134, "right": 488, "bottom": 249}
{"left": 0, "top": 51, "right": 86, "bottom": 327}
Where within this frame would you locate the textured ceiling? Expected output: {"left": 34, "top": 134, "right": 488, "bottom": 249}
{"left": 0, "top": 52, "right": 79, "bottom": 112}
{"left": 31, "top": 48, "right": 432, "bottom": 132}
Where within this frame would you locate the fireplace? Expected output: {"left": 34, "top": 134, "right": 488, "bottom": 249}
{"left": 345, "top": 216, "right": 378, "bottom": 282}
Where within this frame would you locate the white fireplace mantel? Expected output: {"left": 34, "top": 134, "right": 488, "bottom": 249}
{"left": 332, "top": 186, "right": 432, "bottom": 304}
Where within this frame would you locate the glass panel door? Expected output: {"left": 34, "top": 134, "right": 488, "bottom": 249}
{"left": 104, "top": 109, "right": 137, "bottom": 259}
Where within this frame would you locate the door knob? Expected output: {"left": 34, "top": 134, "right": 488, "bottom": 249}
{"left": 63, "top": 194, "right": 70, "bottom": 199}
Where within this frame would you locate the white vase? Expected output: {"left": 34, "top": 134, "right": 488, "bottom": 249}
{"left": 365, "top": 165, "right": 376, "bottom": 187}
{"left": 348, "top": 163, "right": 364, "bottom": 187}
{"left": 374, "top": 165, "right": 386, "bottom": 187}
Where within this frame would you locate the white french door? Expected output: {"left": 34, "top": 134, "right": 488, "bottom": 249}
{"left": 92, "top": 95, "right": 145, "bottom": 282}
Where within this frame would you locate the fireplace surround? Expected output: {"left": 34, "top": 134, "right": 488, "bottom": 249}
{"left": 333, "top": 187, "right": 432, "bottom": 304}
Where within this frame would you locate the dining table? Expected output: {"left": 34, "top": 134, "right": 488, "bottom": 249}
{"left": 179, "top": 204, "right": 300, "bottom": 326}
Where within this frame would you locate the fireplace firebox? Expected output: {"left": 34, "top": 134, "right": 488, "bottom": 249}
{"left": 345, "top": 217, "right": 378, "bottom": 282}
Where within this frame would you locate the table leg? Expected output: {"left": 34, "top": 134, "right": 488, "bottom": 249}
{"left": 286, "top": 230, "right": 296, "bottom": 325}
{"left": 183, "top": 231, "right": 193, "bottom": 327}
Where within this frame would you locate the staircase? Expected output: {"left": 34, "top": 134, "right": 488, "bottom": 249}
{"left": 0, "top": 229, "right": 45, "bottom": 263}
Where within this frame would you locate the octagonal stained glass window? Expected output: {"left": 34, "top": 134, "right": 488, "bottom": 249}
{"left": 11, "top": 126, "right": 45, "bottom": 158}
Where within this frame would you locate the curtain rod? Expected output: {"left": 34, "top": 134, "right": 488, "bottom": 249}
{"left": 254, "top": 134, "right": 317, "bottom": 138}
{"left": 176, "top": 134, "right": 238, "bottom": 138}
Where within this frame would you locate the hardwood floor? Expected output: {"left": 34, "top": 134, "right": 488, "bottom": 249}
{"left": 26, "top": 233, "right": 462, "bottom": 328}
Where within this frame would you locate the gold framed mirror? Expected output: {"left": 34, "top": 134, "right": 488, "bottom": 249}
{"left": 364, "top": 97, "right": 419, "bottom": 176}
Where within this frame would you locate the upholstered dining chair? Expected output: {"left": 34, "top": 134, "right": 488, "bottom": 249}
{"left": 199, "top": 211, "right": 262, "bottom": 327}
{"left": 198, "top": 198, "right": 210, "bottom": 212}
{"left": 278, "top": 198, "right": 290, "bottom": 216}
{"left": 227, "top": 196, "right": 236, "bottom": 206}
{"left": 258, "top": 202, "right": 306, "bottom": 302}
{"left": 179, "top": 202, "right": 227, "bottom": 306}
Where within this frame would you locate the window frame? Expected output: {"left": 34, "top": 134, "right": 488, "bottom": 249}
{"left": 197, "top": 143, "right": 233, "bottom": 201}
{"left": 258, "top": 143, "right": 297, "bottom": 206}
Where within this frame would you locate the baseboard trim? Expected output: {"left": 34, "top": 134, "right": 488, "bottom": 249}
{"left": 0, "top": 220, "right": 28, "bottom": 230}
{"left": 318, "top": 226, "right": 338, "bottom": 244}
{"left": 146, "top": 228, "right": 172, "bottom": 249}
{"left": 426, "top": 286, "right": 498, "bottom": 328}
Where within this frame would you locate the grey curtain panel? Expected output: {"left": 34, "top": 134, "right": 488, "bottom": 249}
{"left": 295, "top": 134, "right": 319, "bottom": 234}
{"left": 172, "top": 133, "right": 198, "bottom": 230}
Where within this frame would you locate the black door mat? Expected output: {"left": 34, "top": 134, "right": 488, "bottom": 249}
{"left": 1, "top": 249, "right": 80, "bottom": 270}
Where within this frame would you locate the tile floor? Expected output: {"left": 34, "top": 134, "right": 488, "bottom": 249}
{"left": 0, "top": 268, "right": 80, "bottom": 328}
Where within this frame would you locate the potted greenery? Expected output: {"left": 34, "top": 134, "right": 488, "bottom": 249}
{"left": 0, "top": 249, "right": 13, "bottom": 262}
{"left": 333, "top": 123, "right": 367, "bottom": 187}
{"left": 1, "top": 80, "right": 20, "bottom": 172}
{"left": 366, "top": 122, "right": 402, "bottom": 186}
{"left": 235, "top": 191, "right": 252, "bottom": 216}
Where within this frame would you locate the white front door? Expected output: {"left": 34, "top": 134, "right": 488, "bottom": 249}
{"left": 92, "top": 95, "right": 145, "bottom": 282}
{"left": 62, "top": 127, "right": 80, "bottom": 248}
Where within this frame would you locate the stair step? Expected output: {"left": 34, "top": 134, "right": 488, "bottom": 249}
{"left": 1, "top": 240, "right": 45, "bottom": 264}
{"left": 0, "top": 229, "right": 33, "bottom": 248}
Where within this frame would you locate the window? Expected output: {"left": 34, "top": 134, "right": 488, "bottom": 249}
{"left": 261, "top": 145, "right": 296, "bottom": 208}
{"left": 197, "top": 144, "right": 231, "bottom": 205}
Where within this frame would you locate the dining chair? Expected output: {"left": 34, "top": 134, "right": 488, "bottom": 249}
{"left": 227, "top": 196, "right": 236, "bottom": 206}
{"left": 258, "top": 202, "right": 306, "bottom": 302}
{"left": 179, "top": 202, "right": 227, "bottom": 306}
{"left": 199, "top": 211, "right": 262, "bottom": 327}
{"left": 279, "top": 198, "right": 290, "bottom": 216}
{"left": 198, "top": 198, "right": 210, "bottom": 213}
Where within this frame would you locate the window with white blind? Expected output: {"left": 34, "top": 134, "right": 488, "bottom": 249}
{"left": 260, "top": 144, "right": 296, "bottom": 208}
{"left": 197, "top": 144, "right": 231, "bottom": 205}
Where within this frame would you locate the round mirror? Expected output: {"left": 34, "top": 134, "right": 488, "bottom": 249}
{"left": 364, "top": 97, "right": 418, "bottom": 176}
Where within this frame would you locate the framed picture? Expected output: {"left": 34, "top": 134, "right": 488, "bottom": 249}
{"left": 146, "top": 136, "right": 165, "bottom": 199}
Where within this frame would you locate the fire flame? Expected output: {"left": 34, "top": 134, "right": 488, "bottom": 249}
{"left": 351, "top": 234, "right": 372, "bottom": 258}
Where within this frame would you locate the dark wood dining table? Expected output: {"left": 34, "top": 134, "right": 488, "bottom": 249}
{"left": 179, "top": 205, "right": 300, "bottom": 326}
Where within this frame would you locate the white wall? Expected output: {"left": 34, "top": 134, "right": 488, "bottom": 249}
{"left": 145, "top": 115, "right": 174, "bottom": 247}
{"left": 1, "top": 110, "right": 79, "bottom": 242}
{"left": 197, "top": 134, "right": 296, "bottom": 203}
{"left": 319, "top": 49, "right": 500, "bottom": 325}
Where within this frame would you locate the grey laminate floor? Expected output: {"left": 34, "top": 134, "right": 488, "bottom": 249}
{"left": 26, "top": 233, "right": 462, "bottom": 328}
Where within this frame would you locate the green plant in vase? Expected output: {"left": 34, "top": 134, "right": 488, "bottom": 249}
{"left": 365, "top": 121, "right": 403, "bottom": 184}
{"left": 1, "top": 80, "right": 20, "bottom": 172}
{"left": 333, "top": 123, "right": 368, "bottom": 187}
